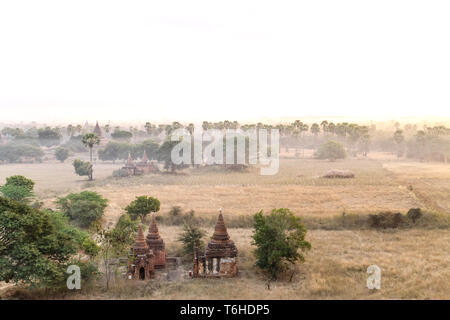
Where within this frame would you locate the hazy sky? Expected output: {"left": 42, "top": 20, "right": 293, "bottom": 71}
{"left": 1, "top": 1, "right": 450, "bottom": 123}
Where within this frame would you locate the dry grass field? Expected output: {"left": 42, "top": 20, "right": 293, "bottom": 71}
{"left": 32, "top": 226, "right": 449, "bottom": 300}
{"left": 1, "top": 155, "right": 449, "bottom": 299}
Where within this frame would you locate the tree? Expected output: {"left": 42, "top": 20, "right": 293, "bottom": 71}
{"left": 73, "top": 159, "right": 92, "bottom": 180}
{"left": 157, "top": 140, "right": 187, "bottom": 173}
{"left": 393, "top": 130, "right": 405, "bottom": 158}
{"left": 125, "top": 196, "right": 160, "bottom": 223}
{"left": 0, "top": 143, "right": 44, "bottom": 163}
{"left": 111, "top": 130, "right": 132, "bottom": 141}
{"left": 0, "top": 175, "right": 35, "bottom": 203}
{"left": 0, "top": 197, "right": 86, "bottom": 285}
{"left": 54, "top": 147, "right": 69, "bottom": 163}
{"left": 37, "top": 127, "right": 62, "bottom": 147}
{"left": 94, "top": 214, "right": 137, "bottom": 290}
{"left": 177, "top": 221, "right": 205, "bottom": 259}
{"left": 314, "top": 140, "right": 346, "bottom": 161}
{"left": 252, "top": 208, "right": 311, "bottom": 281}
{"left": 56, "top": 191, "right": 108, "bottom": 228}
{"left": 81, "top": 133, "right": 100, "bottom": 180}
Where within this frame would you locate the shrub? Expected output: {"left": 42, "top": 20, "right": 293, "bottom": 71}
{"left": 0, "top": 143, "right": 44, "bottom": 163}
{"left": 252, "top": 208, "right": 311, "bottom": 281}
{"left": 82, "top": 238, "right": 100, "bottom": 257}
{"left": 73, "top": 159, "right": 92, "bottom": 179}
{"left": 314, "top": 140, "right": 346, "bottom": 161}
{"left": 56, "top": 191, "right": 108, "bottom": 228}
{"left": 177, "top": 222, "right": 205, "bottom": 259}
{"left": 0, "top": 175, "right": 35, "bottom": 203}
{"left": 169, "top": 206, "right": 182, "bottom": 217}
{"left": 112, "top": 168, "right": 131, "bottom": 177}
{"left": 0, "top": 197, "right": 86, "bottom": 286}
{"left": 406, "top": 208, "right": 422, "bottom": 223}
{"left": 368, "top": 212, "right": 403, "bottom": 229}
{"left": 55, "top": 147, "right": 69, "bottom": 163}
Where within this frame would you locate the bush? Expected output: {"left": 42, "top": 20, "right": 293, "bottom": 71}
{"left": 177, "top": 222, "right": 205, "bottom": 259}
{"left": 55, "top": 147, "right": 69, "bottom": 163}
{"left": 56, "top": 191, "right": 108, "bottom": 228}
{"left": 252, "top": 208, "right": 311, "bottom": 281}
{"left": 0, "top": 197, "right": 86, "bottom": 286}
{"left": 314, "top": 140, "right": 346, "bottom": 161}
{"left": 73, "top": 159, "right": 92, "bottom": 179}
{"left": 169, "top": 206, "right": 182, "bottom": 217}
{"left": 406, "top": 208, "right": 422, "bottom": 223}
{"left": 112, "top": 168, "right": 132, "bottom": 177}
{"left": 0, "top": 175, "right": 35, "bottom": 203}
{"left": 368, "top": 212, "right": 403, "bottom": 229}
{"left": 0, "top": 143, "right": 44, "bottom": 163}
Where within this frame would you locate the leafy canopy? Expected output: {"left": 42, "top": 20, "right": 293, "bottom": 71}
{"left": 56, "top": 191, "right": 108, "bottom": 228}
{"left": 0, "top": 175, "right": 35, "bottom": 203}
{"left": 125, "top": 196, "right": 160, "bottom": 223}
{"left": 252, "top": 208, "right": 311, "bottom": 280}
{"left": 0, "top": 197, "right": 87, "bottom": 285}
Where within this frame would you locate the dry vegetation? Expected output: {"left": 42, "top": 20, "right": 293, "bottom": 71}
{"left": 1, "top": 152, "right": 449, "bottom": 299}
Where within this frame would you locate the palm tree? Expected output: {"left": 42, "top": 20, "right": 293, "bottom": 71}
{"left": 82, "top": 133, "right": 100, "bottom": 180}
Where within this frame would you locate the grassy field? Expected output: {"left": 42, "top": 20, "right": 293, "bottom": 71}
{"left": 1, "top": 154, "right": 449, "bottom": 299}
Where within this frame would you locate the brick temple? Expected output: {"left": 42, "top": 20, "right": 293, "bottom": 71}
{"left": 128, "top": 226, "right": 155, "bottom": 280}
{"left": 122, "top": 151, "right": 158, "bottom": 176}
{"left": 128, "top": 215, "right": 166, "bottom": 280}
{"left": 146, "top": 213, "right": 166, "bottom": 269}
{"left": 193, "top": 209, "right": 238, "bottom": 278}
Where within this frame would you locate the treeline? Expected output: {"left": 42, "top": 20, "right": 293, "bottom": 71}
{"left": 1, "top": 121, "right": 450, "bottom": 164}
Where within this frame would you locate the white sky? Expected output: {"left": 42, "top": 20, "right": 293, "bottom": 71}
{"left": 1, "top": 0, "right": 450, "bottom": 123}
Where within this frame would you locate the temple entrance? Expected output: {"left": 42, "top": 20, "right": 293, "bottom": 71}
{"left": 139, "top": 267, "right": 145, "bottom": 280}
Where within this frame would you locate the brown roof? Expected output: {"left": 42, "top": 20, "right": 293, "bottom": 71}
{"left": 211, "top": 210, "right": 230, "bottom": 242}
{"left": 93, "top": 121, "right": 102, "bottom": 137}
{"left": 146, "top": 214, "right": 165, "bottom": 250}
{"left": 132, "top": 226, "right": 148, "bottom": 250}
{"left": 205, "top": 210, "right": 238, "bottom": 258}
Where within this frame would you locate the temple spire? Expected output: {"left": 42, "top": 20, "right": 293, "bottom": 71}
{"left": 132, "top": 226, "right": 148, "bottom": 250}
{"left": 211, "top": 208, "right": 230, "bottom": 242}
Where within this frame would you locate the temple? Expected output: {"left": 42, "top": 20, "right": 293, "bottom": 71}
{"left": 128, "top": 216, "right": 166, "bottom": 280}
{"left": 146, "top": 213, "right": 166, "bottom": 269}
{"left": 122, "top": 153, "right": 137, "bottom": 175}
{"left": 193, "top": 209, "right": 238, "bottom": 278}
{"left": 93, "top": 121, "right": 107, "bottom": 146}
{"left": 121, "top": 151, "right": 158, "bottom": 176}
{"left": 128, "top": 226, "right": 155, "bottom": 280}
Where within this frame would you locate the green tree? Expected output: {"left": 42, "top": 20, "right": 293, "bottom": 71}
{"left": 0, "top": 175, "right": 35, "bottom": 203}
{"left": 56, "top": 191, "right": 108, "bottom": 228}
{"left": 314, "top": 140, "right": 346, "bottom": 161}
{"left": 54, "top": 147, "right": 70, "bottom": 163}
{"left": 94, "top": 215, "right": 137, "bottom": 290}
{"left": 0, "top": 197, "right": 86, "bottom": 285}
{"left": 81, "top": 133, "right": 100, "bottom": 180}
{"left": 177, "top": 221, "right": 205, "bottom": 259}
{"left": 393, "top": 129, "right": 405, "bottom": 158}
{"left": 157, "top": 140, "right": 187, "bottom": 172}
{"left": 72, "top": 159, "right": 92, "bottom": 179}
{"left": 111, "top": 130, "right": 133, "bottom": 141}
{"left": 37, "top": 127, "right": 62, "bottom": 147}
{"left": 252, "top": 208, "right": 311, "bottom": 281}
{"left": 125, "top": 196, "right": 160, "bottom": 223}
